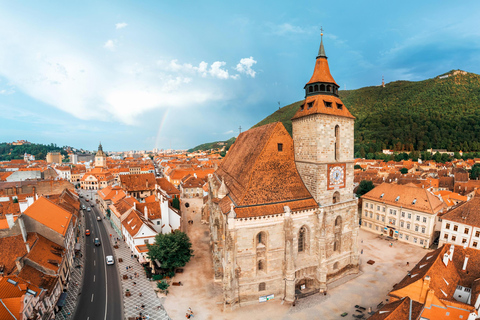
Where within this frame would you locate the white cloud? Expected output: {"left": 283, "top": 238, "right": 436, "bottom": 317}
{"left": 267, "top": 23, "right": 316, "bottom": 36}
{"left": 235, "top": 57, "right": 257, "bottom": 78}
{"left": 223, "top": 129, "right": 234, "bottom": 134}
{"left": 115, "top": 22, "right": 128, "bottom": 29}
{"left": 209, "top": 61, "right": 229, "bottom": 79}
{"left": 0, "top": 88, "right": 15, "bottom": 95}
{"left": 103, "top": 39, "right": 116, "bottom": 50}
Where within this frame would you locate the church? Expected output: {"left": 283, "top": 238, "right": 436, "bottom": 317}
{"left": 205, "top": 34, "right": 360, "bottom": 308}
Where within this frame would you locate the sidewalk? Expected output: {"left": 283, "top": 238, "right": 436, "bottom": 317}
{"left": 102, "top": 216, "right": 171, "bottom": 320}
{"left": 57, "top": 211, "right": 86, "bottom": 319}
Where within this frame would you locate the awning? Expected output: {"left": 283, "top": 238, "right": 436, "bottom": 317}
{"left": 75, "top": 243, "right": 81, "bottom": 251}
{"left": 56, "top": 292, "right": 68, "bottom": 307}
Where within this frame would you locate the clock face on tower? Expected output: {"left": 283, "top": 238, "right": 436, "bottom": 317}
{"left": 327, "top": 163, "right": 346, "bottom": 190}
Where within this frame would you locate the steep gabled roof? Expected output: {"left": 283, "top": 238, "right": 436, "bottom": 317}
{"left": 24, "top": 197, "right": 73, "bottom": 236}
{"left": 215, "top": 122, "right": 317, "bottom": 218}
{"left": 369, "top": 297, "right": 423, "bottom": 320}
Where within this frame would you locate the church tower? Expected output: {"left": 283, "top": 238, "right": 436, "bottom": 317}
{"left": 95, "top": 142, "right": 107, "bottom": 168}
{"left": 292, "top": 32, "right": 355, "bottom": 206}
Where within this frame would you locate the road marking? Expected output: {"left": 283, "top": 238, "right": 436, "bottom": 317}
{"left": 94, "top": 275, "right": 96, "bottom": 282}
{"left": 94, "top": 260, "right": 96, "bottom": 266}
{"left": 87, "top": 317, "right": 89, "bottom": 320}
{"left": 94, "top": 248, "right": 95, "bottom": 253}
{"left": 91, "top": 294, "right": 94, "bottom": 302}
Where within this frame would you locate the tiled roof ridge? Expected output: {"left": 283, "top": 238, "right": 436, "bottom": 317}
{"left": 238, "top": 122, "right": 281, "bottom": 205}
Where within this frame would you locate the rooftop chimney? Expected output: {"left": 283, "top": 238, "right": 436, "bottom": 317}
{"left": 463, "top": 255, "right": 470, "bottom": 271}
{"left": 443, "top": 253, "right": 449, "bottom": 266}
{"left": 449, "top": 245, "right": 455, "bottom": 261}
{"left": 144, "top": 206, "right": 148, "bottom": 221}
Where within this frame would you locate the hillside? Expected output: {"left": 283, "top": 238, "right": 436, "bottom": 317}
{"left": 253, "top": 70, "right": 480, "bottom": 153}
{"left": 0, "top": 142, "right": 68, "bottom": 161}
{"left": 187, "top": 137, "right": 236, "bottom": 153}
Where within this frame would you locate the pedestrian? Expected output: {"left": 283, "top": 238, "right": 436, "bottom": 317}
{"left": 361, "top": 249, "right": 363, "bottom": 254}
{"left": 135, "top": 305, "right": 138, "bottom": 310}
{"left": 186, "top": 313, "right": 190, "bottom": 319}
{"left": 134, "top": 282, "right": 137, "bottom": 286}
{"left": 141, "top": 304, "right": 145, "bottom": 309}
{"left": 406, "top": 262, "right": 410, "bottom": 266}
{"left": 126, "top": 266, "right": 128, "bottom": 271}
{"left": 130, "top": 275, "right": 133, "bottom": 280}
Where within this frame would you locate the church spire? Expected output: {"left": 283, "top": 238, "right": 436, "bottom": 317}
{"left": 317, "top": 27, "right": 327, "bottom": 59}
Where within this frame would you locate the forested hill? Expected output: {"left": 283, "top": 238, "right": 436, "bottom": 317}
{"left": 0, "top": 142, "right": 68, "bottom": 161}
{"left": 252, "top": 70, "right": 480, "bottom": 154}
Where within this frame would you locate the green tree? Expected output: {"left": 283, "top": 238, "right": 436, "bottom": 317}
{"left": 157, "top": 280, "right": 170, "bottom": 293}
{"left": 354, "top": 164, "right": 362, "bottom": 170}
{"left": 471, "top": 164, "right": 480, "bottom": 180}
{"left": 172, "top": 196, "right": 180, "bottom": 210}
{"left": 356, "top": 180, "right": 375, "bottom": 197}
{"left": 400, "top": 168, "right": 408, "bottom": 174}
{"left": 147, "top": 231, "right": 193, "bottom": 272}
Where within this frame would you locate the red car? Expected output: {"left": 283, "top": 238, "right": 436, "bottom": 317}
{"left": 86, "top": 199, "right": 89, "bottom": 202}
{"left": 85, "top": 229, "right": 91, "bottom": 236}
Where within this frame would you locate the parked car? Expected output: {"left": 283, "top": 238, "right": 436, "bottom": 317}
{"left": 87, "top": 207, "right": 91, "bottom": 212}
{"left": 94, "top": 238, "right": 101, "bottom": 246}
{"left": 91, "top": 203, "right": 94, "bottom": 207}
{"left": 85, "top": 229, "right": 91, "bottom": 236}
{"left": 79, "top": 194, "right": 83, "bottom": 198}
{"left": 82, "top": 205, "right": 86, "bottom": 210}
{"left": 86, "top": 199, "right": 89, "bottom": 202}
{"left": 97, "top": 216, "right": 101, "bottom": 221}
{"left": 106, "top": 255, "right": 114, "bottom": 265}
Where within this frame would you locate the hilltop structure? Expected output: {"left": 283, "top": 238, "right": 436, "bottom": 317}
{"left": 205, "top": 33, "right": 359, "bottom": 308}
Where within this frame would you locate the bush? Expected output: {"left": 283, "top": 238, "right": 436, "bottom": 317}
{"left": 157, "top": 280, "right": 170, "bottom": 291}
{"left": 152, "top": 274, "right": 163, "bottom": 281}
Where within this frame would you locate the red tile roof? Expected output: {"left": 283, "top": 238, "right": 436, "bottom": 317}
{"left": 291, "top": 94, "right": 355, "bottom": 120}
{"left": 24, "top": 197, "right": 73, "bottom": 236}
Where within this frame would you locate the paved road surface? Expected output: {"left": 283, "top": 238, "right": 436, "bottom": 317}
{"left": 74, "top": 198, "right": 123, "bottom": 320}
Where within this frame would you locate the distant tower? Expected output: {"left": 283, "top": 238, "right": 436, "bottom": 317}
{"left": 95, "top": 142, "right": 107, "bottom": 168}
{"left": 382, "top": 75, "right": 385, "bottom": 88}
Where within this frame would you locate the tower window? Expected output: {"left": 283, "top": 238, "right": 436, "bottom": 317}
{"left": 258, "top": 260, "right": 265, "bottom": 271}
{"left": 277, "top": 143, "right": 283, "bottom": 152}
{"left": 298, "top": 226, "right": 307, "bottom": 252}
{"left": 259, "top": 282, "right": 266, "bottom": 291}
{"left": 314, "top": 84, "right": 318, "bottom": 91}
{"left": 309, "top": 86, "right": 313, "bottom": 93}
{"left": 320, "top": 84, "right": 325, "bottom": 91}
{"left": 336, "top": 103, "right": 343, "bottom": 110}
{"left": 307, "top": 102, "right": 314, "bottom": 109}
{"left": 324, "top": 101, "right": 332, "bottom": 108}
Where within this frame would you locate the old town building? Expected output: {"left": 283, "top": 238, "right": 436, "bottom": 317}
{"left": 361, "top": 183, "right": 446, "bottom": 247}
{"left": 205, "top": 34, "right": 360, "bottom": 308}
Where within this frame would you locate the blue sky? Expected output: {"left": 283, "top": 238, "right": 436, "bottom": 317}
{"left": 1, "top": 1, "right": 480, "bottom": 151}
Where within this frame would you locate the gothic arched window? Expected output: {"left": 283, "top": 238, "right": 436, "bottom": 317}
{"left": 298, "top": 226, "right": 307, "bottom": 252}
{"left": 333, "top": 191, "right": 340, "bottom": 204}
{"left": 320, "top": 84, "right": 325, "bottom": 91}
{"left": 257, "top": 232, "right": 266, "bottom": 247}
{"left": 333, "top": 262, "right": 339, "bottom": 270}
{"left": 258, "top": 260, "right": 265, "bottom": 271}
{"left": 335, "top": 215, "right": 342, "bottom": 227}
{"left": 314, "top": 84, "right": 318, "bottom": 92}
{"left": 259, "top": 282, "right": 266, "bottom": 291}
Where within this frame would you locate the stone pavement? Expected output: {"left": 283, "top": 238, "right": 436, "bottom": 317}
{"left": 57, "top": 211, "right": 86, "bottom": 319}
{"left": 102, "top": 216, "right": 171, "bottom": 320}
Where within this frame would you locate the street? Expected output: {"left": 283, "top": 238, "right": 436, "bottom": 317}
{"left": 73, "top": 193, "right": 123, "bottom": 320}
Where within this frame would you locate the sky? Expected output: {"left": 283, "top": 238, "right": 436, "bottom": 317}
{"left": 1, "top": 1, "right": 480, "bottom": 152}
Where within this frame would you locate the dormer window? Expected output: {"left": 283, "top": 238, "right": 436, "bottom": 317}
{"left": 380, "top": 193, "right": 384, "bottom": 198}
{"left": 277, "top": 143, "right": 283, "bottom": 152}
{"left": 336, "top": 103, "right": 343, "bottom": 110}
{"left": 395, "top": 196, "right": 400, "bottom": 202}
{"left": 324, "top": 101, "right": 332, "bottom": 108}
{"left": 300, "top": 104, "right": 304, "bottom": 111}
{"left": 307, "top": 102, "right": 314, "bottom": 109}
{"left": 412, "top": 199, "right": 417, "bottom": 204}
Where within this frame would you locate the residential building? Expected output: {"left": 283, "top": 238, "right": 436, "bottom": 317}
{"left": 361, "top": 183, "right": 446, "bottom": 247}
{"left": 46, "top": 152, "right": 62, "bottom": 164}
{"left": 439, "top": 197, "right": 480, "bottom": 249}
{"left": 119, "top": 173, "right": 156, "bottom": 200}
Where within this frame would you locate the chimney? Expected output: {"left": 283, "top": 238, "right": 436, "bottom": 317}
{"left": 133, "top": 202, "right": 136, "bottom": 211}
{"left": 420, "top": 275, "right": 431, "bottom": 302}
{"left": 449, "top": 245, "right": 454, "bottom": 261}
{"left": 425, "top": 289, "right": 435, "bottom": 308}
{"left": 15, "top": 257, "right": 24, "bottom": 273}
{"left": 144, "top": 206, "right": 148, "bottom": 220}
{"left": 443, "top": 253, "right": 449, "bottom": 266}
{"left": 463, "top": 255, "right": 470, "bottom": 271}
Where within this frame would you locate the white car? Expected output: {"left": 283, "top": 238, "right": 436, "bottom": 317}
{"left": 106, "top": 255, "right": 115, "bottom": 265}
{"left": 87, "top": 207, "right": 91, "bottom": 212}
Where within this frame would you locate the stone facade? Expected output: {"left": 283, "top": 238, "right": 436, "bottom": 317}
{"left": 206, "top": 35, "right": 359, "bottom": 308}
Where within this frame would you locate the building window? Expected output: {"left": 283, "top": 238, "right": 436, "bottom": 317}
{"left": 365, "top": 211, "right": 368, "bottom": 217}
{"left": 401, "top": 212, "right": 405, "bottom": 218}
{"left": 259, "top": 282, "right": 266, "bottom": 291}
{"left": 414, "top": 238, "right": 418, "bottom": 243}
{"left": 300, "top": 104, "right": 305, "bottom": 111}
{"left": 258, "top": 260, "right": 265, "bottom": 272}
{"left": 407, "top": 223, "right": 410, "bottom": 229}
{"left": 444, "top": 233, "right": 449, "bottom": 239}
{"left": 405, "top": 235, "right": 409, "bottom": 241}
{"left": 446, "top": 223, "right": 450, "bottom": 229}
{"left": 376, "top": 226, "right": 379, "bottom": 231}
{"left": 390, "top": 209, "right": 393, "bottom": 214}
{"left": 369, "top": 223, "right": 372, "bottom": 228}
{"left": 416, "top": 216, "right": 420, "bottom": 221}
{"left": 454, "top": 225, "right": 458, "bottom": 232}
{"left": 420, "top": 239, "right": 424, "bottom": 245}
{"left": 462, "top": 238, "right": 467, "bottom": 244}
{"left": 383, "top": 207, "right": 386, "bottom": 212}
{"left": 298, "top": 226, "right": 306, "bottom": 253}
{"left": 415, "top": 226, "right": 419, "bottom": 232}
{"left": 382, "top": 216, "right": 385, "bottom": 222}
{"left": 422, "top": 227, "right": 425, "bottom": 234}
{"left": 408, "top": 213, "right": 411, "bottom": 219}
{"left": 333, "top": 191, "right": 340, "bottom": 204}
{"left": 257, "top": 232, "right": 266, "bottom": 246}
{"left": 377, "top": 206, "right": 380, "bottom": 211}
{"left": 277, "top": 143, "right": 283, "bottom": 152}
{"left": 474, "top": 242, "right": 478, "bottom": 248}
{"left": 333, "top": 262, "right": 339, "bottom": 269}
{"left": 324, "top": 101, "right": 332, "bottom": 108}
{"left": 476, "top": 231, "right": 480, "bottom": 238}
{"left": 337, "top": 103, "right": 343, "bottom": 110}
{"left": 452, "top": 236, "right": 457, "bottom": 241}
{"left": 464, "top": 228, "right": 469, "bottom": 235}
{"left": 365, "top": 202, "right": 368, "bottom": 208}
{"left": 400, "top": 221, "right": 404, "bottom": 228}
{"left": 370, "top": 212, "right": 373, "bottom": 218}
{"left": 376, "top": 214, "right": 379, "bottom": 221}
{"left": 423, "top": 217, "right": 427, "bottom": 223}
{"left": 308, "top": 101, "right": 314, "bottom": 109}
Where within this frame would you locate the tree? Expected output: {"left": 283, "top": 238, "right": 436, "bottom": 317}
{"left": 147, "top": 231, "right": 193, "bottom": 272}
{"left": 354, "top": 164, "right": 362, "bottom": 170}
{"left": 356, "top": 180, "right": 375, "bottom": 197}
{"left": 172, "top": 196, "right": 180, "bottom": 210}
{"left": 400, "top": 168, "right": 408, "bottom": 174}
{"left": 471, "top": 164, "right": 480, "bottom": 180}
{"left": 157, "top": 280, "right": 170, "bottom": 293}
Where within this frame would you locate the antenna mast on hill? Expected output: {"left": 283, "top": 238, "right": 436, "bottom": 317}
{"left": 239, "top": 126, "right": 242, "bottom": 135}
{"left": 382, "top": 75, "right": 385, "bottom": 88}
{"left": 278, "top": 101, "right": 281, "bottom": 110}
